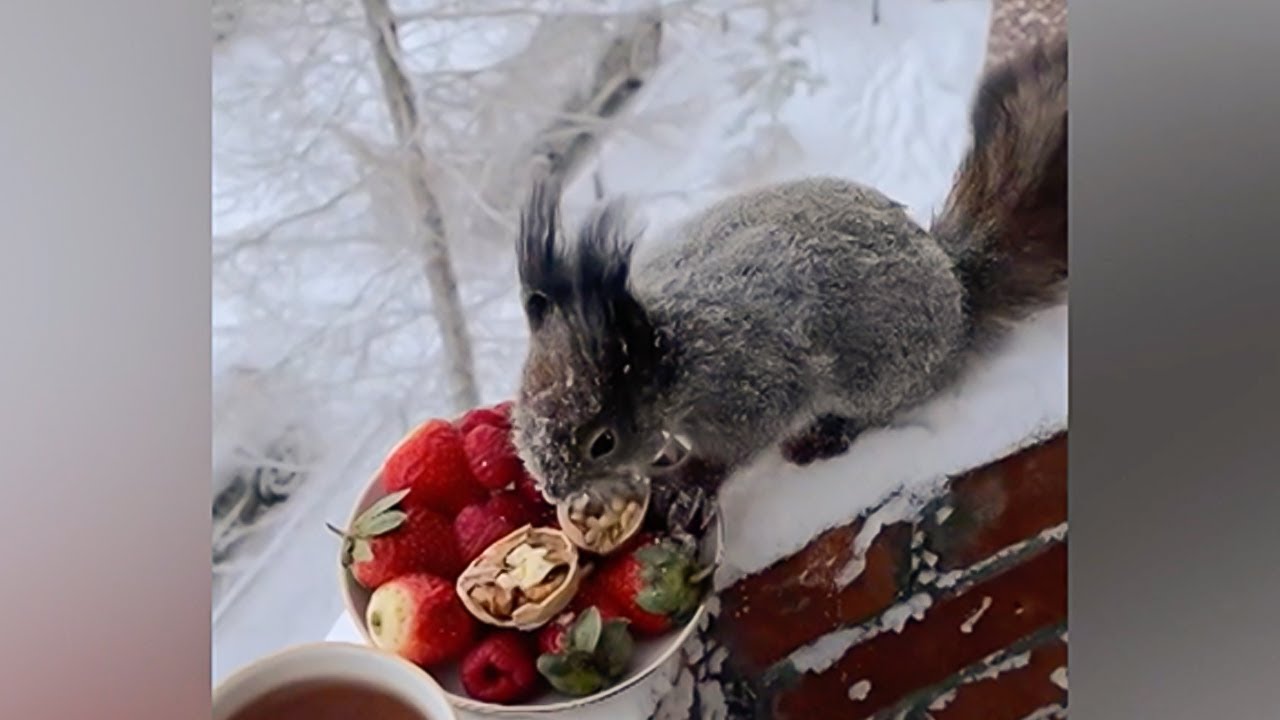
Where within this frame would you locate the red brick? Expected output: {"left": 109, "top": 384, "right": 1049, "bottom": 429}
{"left": 933, "top": 638, "right": 1068, "bottom": 720}
{"left": 771, "top": 542, "right": 1067, "bottom": 720}
{"left": 716, "top": 433, "right": 1067, "bottom": 675}
{"left": 929, "top": 434, "right": 1066, "bottom": 571}
{"left": 717, "top": 523, "right": 912, "bottom": 673}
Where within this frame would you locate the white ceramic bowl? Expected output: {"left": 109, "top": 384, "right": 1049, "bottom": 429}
{"left": 337, "top": 467, "right": 723, "bottom": 715}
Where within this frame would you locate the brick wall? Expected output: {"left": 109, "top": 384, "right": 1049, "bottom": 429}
{"left": 711, "top": 434, "right": 1067, "bottom": 719}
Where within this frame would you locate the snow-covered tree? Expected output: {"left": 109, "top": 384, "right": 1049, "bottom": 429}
{"left": 211, "top": 0, "right": 818, "bottom": 677}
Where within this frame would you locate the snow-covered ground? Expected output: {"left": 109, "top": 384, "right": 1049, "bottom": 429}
{"left": 211, "top": 0, "right": 1010, "bottom": 685}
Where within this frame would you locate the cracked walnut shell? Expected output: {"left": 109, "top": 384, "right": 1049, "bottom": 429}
{"left": 455, "top": 525, "right": 581, "bottom": 630}
{"left": 556, "top": 482, "right": 650, "bottom": 555}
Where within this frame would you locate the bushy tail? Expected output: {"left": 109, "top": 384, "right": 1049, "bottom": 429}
{"left": 932, "top": 38, "right": 1068, "bottom": 344}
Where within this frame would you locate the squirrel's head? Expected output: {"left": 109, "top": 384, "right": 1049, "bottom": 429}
{"left": 511, "top": 179, "right": 678, "bottom": 502}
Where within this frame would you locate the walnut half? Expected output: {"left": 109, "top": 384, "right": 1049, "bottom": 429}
{"left": 557, "top": 480, "right": 650, "bottom": 555}
{"left": 455, "top": 526, "right": 582, "bottom": 630}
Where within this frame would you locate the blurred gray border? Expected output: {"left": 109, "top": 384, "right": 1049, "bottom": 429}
{"left": 0, "top": 0, "right": 210, "bottom": 716}
{"left": 3, "top": 0, "right": 1280, "bottom": 716}
{"left": 1071, "top": 0, "right": 1280, "bottom": 715}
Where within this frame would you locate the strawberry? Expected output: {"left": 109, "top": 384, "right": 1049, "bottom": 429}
{"left": 534, "top": 606, "right": 634, "bottom": 697}
{"left": 569, "top": 583, "right": 629, "bottom": 622}
{"left": 459, "top": 631, "right": 541, "bottom": 704}
{"left": 536, "top": 613, "right": 575, "bottom": 657}
{"left": 365, "top": 573, "right": 477, "bottom": 667}
{"left": 520, "top": 482, "right": 556, "bottom": 528}
{"left": 534, "top": 504, "right": 558, "bottom": 528}
{"left": 456, "top": 403, "right": 512, "bottom": 436}
{"left": 537, "top": 602, "right": 626, "bottom": 656}
{"left": 382, "top": 420, "right": 486, "bottom": 516}
{"left": 514, "top": 468, "right": 551, "bottom": 507}
{"left": 329, "top": 489, "right": 463, "bottom": 588}
{"left": 487, "top": 489, "right": 537, "bottom": 527}
{"left": 588, "top": 536, "right": 710, "bottom": 636}
{"left": 463, "top": 424, "right": 525, "bottom": 491}
{"left": 453, "top": 497, "right": 525, "bottom": 564}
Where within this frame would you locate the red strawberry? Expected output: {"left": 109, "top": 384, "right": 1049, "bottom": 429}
{"left": 537, "top": 602, "right": 625, "bottom": 656}
{"left": 457, "top": 403, "right": 512, "bottom": 436}
{"left": 588, "top": 536, "right": 709, "bottom": 636}
{"left": 460, "top": 631, "right": 541, "bottom": 704}
{"left": 569, "top": 583, "right": 629, "bottom": 622}
{"left": 487, "top": 489, "right": 536, "bottom": 526}
{"left": 536, "top": 613, "right": 574, "bottom": 657}
{"left": 534, "top": 607, "right": 635, "bottom": 697}
{"left": 514, "top": 468, "right": 551, "bottom": 507}
{"left": 454, "top": 498, "right": 525, "bottom": 564}
{"left": 464, "top": 424, "right": 525, "bottom": 491}
{"left": 330, "top": 490, "right": 463, "bottom": 588}
{"left": 534, "top": 504, "right": 558, "bottom": 528}
{"left": 365, "top": 573, "right": 477, "bottom": 667}
{"left": 382, "top": 420, "right": 486, "bottom": 516}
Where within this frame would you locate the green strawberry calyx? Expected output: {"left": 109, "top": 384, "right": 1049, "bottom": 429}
{"left": 326, "top": 488, "right": 411, "bottom": 567}
{"left": 633, "top": 538, "right": 710, "bottom": 625}
{"left": 535, "top": 607, "right": 635, "bottom": 696}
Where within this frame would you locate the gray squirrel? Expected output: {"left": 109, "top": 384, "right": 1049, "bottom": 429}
{"left": 510, "top": 40, "right": 1067, "bottom": 523}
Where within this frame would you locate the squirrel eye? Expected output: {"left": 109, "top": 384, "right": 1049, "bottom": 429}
{"left": 585, "top": 426, "right": 617, "bottom": 461}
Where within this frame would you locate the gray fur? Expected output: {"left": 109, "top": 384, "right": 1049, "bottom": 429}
{"left": 634, "top": 179, "right": 966, "bottom": 465}
{"left": 512, "top": 41, "right": 1068, "bottom": 501}
{"left": 512, "top": 179, "right": 968, "bottom": 500}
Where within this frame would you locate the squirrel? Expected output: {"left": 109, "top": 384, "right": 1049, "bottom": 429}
{"left": 509, "top": 39, "right": 1067, "bottom": 526}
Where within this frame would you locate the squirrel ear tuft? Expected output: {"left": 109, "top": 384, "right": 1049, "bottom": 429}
{"left": 573, "top": 202, "right": 665, "bottom": 377}
{"left": 517, "top": 187, "right": 666, "bottom": 384}
{"left": 574, "top": 200, "right": 636, "bottom": 314}
{"left": 518, "top": 176, "right": 570, "bottom": 331}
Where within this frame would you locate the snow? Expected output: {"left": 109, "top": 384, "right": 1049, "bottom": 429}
{"left": 207, "top": 0, "right": 1066, "bottom": 710}
{"left": 969, "top": 649, "right": 1032, "bottom": 681}
{"left": 716, "top": 302, "right": 1067, "bottom": 587}
{"left": 1021, "top": 705, "right": 1067, "bottom": 720}
{"left": 929, "top": 688, "right": 958, "bottom": 711}
{"left": 786, "top": 592, "right": 934, "bottom": 675}
{"left": 848, "top": 679, "right": 873, "bottom": 701}
{"left": 932, "top": 521, "right": 1068, "bottom": 590}
{"left": 960, "top": 596, "right": 994, "bottom": 634}
{"left": 834, "top": 491, "right": 921, "bottom": 588}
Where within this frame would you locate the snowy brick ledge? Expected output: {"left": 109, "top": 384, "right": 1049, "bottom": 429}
{"left": 633, "top": 432, "right": 1069, "bottom": 720}
{"left": 716, "top": 302, "right": 1067, "bottom": 588}
{"left": 648, "top": 303, "right": 1068, "bottom": 720}
{"left": 708, "top": 432, "right": 1068, "bottom": 718}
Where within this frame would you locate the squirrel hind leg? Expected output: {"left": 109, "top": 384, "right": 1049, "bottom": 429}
{"left": 780, "top": 414, "right": 864, "bottom": 466}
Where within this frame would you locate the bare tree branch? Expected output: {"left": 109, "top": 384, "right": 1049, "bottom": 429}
{"left": 360, "top": 0, "right": 479, "bottom": 412}
{"left": 530, "top": 13, "right": 663, "bottom": 186}
{"left": 450, "top": 9, "right": 666, "bottom": 252}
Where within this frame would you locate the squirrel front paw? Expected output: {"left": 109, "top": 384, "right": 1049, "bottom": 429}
{"left": 781, "top": 415, "right": 861, "bottom": 466}
{"left": 648, "top": 457, "right": 727, "bottom": 537}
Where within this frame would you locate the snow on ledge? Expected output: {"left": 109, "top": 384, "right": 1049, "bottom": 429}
{"left": 715, "top": 303, "right": 1068, "bottom": 587}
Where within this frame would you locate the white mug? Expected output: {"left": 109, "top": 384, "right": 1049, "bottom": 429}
{"left": 212, "top": 642, "right": 458, "bottom": 720}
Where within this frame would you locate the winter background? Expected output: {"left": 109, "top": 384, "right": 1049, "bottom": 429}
{"left": 211, "top": 0, "right": 1065, "bottom": 690}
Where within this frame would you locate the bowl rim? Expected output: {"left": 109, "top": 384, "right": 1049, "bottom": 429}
{"left": 212, "top": 641, "right": 458, "bottom": 720}
{"left": 337, "top": 460, "right": 724, "bottom": 715}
